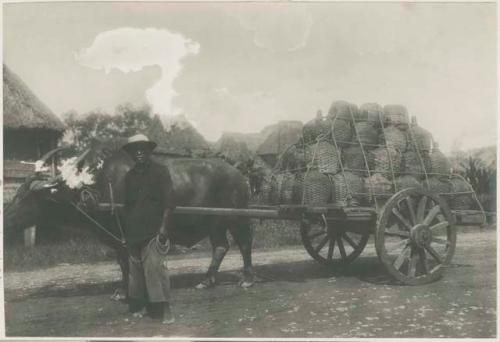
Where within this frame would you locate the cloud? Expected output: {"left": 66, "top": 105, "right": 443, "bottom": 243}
{"left": 223, "top": 3, "right": 313, "bottom": 52}
{"left": 76, "top": 27, "right": 200, "bottom": 121}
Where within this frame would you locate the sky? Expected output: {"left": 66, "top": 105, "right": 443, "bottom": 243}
{"left": 3, "top": 2, "right": 497, "bottom": 151}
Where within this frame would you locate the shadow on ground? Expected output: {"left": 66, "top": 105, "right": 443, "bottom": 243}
{"left": 8, "top": 256, "right": 416, "bottom": 302}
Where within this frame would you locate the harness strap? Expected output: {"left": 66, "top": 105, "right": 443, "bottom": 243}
{"left": 70, "top": 201, "right": 125, "bottom": 246}
{"left": 108, "top": 183, "right": 127, "bottom": 245}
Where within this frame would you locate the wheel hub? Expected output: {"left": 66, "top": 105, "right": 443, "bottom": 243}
{"left": 410, "top": 224, "right": 432, "bottom": 248}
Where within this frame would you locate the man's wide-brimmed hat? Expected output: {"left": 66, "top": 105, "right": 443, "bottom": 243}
{"left": 122, "top": 134, "right": 157, "bottom": 154}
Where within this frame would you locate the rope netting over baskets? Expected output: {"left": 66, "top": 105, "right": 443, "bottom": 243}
{"left": 253, "top": 101, "right": 487, "bottom": 222}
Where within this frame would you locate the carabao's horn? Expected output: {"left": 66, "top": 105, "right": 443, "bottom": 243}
{"left": 38, "top": 146, "right": 71, "bottom": 165}
{"left": 74, "top": 148, "right": 91, "bottom": 170}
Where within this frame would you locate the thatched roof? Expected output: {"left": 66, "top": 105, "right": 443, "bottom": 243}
{"left": 3, "top": 64, "right": 65, "bottom": 131}
{"left": 166, "top": 120, "right": 210, "bottom": 151}
{"left": 215, "top": 131, "right": 265, "bottom": 152}
{"left": 256, "top": 120, "right": 303, "bottom": 155}
{"left": 216, "top": 134, "right": 253, "bottom": 163}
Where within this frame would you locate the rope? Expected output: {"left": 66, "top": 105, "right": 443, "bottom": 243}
{"left": 349, "top": 106, "right": 375, "bottom": 208}
{"left": 129, "top": 235, "right": 171, "bottom": 264}
{"left": 70, "top": 201, "right": 124, "bottom": 245}
{"left": 377, "top": 109, "right": 398, "bottom": 209}
{"left": 109, "top": 182, "right": 126, "bottom": 245}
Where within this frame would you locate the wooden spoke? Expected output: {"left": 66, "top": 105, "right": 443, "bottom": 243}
{"left": 384, "top": 228, "right": 410, "bottom": 239}
{"left": 416, "top": 196, "right": 428, "bottom": 222}
{"left": 386, "top": 238, "right": 409, "bottom": 252}
{"left": 308, "top": 230, "right": 326, "bottom": 240}
{"left": 431, "top": 237, "right": 449, "bottom": 245}
{"left": 301, "top": 219, "right": 370, "bottom": 266}
{"left": 436, "top": 214, "right": 446, "bottom": 222}
{"left": 405, "top": 197, "right": 417, "bottom": 226}
{"left": 376, "top": 188, "right": 457, "bottom": 285}
{"left": 429, "top": 221, "right": 449, "bottom": 231}
{"left": 424, "top": 244, "right": 443, "bottom": 264}
{"left": 337, "top": 237, "right": 347, "bottom": 259}
{"left": 327, "top": 238, "right": 336, "bottom": 260}
{"left": 423, "top": 205, "right": 441, "bottom": 226}
{"left": 418, "top": 248, "right": 429, "bottom": 275}
{"left": 393, "top": 245, "right": 411, "bottom": 270}
{"left": 314, "top": 235, "right": 329, "bottom": 253}
{"left": 408, "top": 248, "right": 418, "bottom": 277}
{"left": 342, "top": 233, "right": 359, "bottom": 250}
{"left": 392, "top": 208, "right": 413, "bottom": 230}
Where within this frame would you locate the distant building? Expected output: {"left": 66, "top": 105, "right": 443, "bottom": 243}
{"left": 3, "top": 64, "right": 65, "bottom": 201}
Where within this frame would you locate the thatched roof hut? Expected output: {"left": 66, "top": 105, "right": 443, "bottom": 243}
{"left": 215, "top": 133, "right": 254, "bottom": 164}
{"left": 256, "top": 120, "right": 303, "bottom": 167}
{"left": 3, "top": 64, "right": 65, "bottom": 162}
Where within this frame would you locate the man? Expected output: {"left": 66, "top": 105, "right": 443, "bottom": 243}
{"left": 121, "top": 134, "right": 175, "bottom": 324}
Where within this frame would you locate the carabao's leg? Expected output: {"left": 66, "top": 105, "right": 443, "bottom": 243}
{"left": 111, "top": 246, "right": 129, "bottom": 301}
{"left": 230, "top": 217, "right": 254, "bottom": 288}
{"left": 195, "top": 225, "right": 230, "bottom": 289}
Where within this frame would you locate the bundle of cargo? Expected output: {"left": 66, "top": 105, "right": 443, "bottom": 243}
{"left": 394, "top": 174, "right": 423, "bottom": 191}
{"left": 359, "top": 103, "right": 384, "bottom": 127}
{"left": 364, "top": 173, "right": 392, "bottom": 204}
{"left": 383, "top": 104, "right": 410, "bottom": 130}
{"left": 408, "top": 117, "right": 432, "bottom": 152}
{"left": 343, "top": 145, "right": 372, "bottom": 176}
{"left": 316, "top": 140, "right": 341, "bottom": 174}
{"left": 255, "top": 99, "right": 477, "bottom": 213}
{"left": 449, "top": 176, "right": 473, "bottom": 210}
{"left": 401, "top": 149, "right": 431, "bottom": 179}
{"left": 302, "top": 169, "right": 332, "bottom": 205}
{"left": 332, "top": 171, "right": 364, "bottom": 206}
{"left": 303, "top": 110, "right": 331, "bottom": 144}
{"left": 429, "top": 142, "right": 451, "bottom": 177}
{"left": 371, "top": 146, "right": 401, "bottom": 176}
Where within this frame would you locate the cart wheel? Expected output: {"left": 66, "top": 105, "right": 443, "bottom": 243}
{"left": 300, "top": 215, "right": 370, "bottom": 266}
{"left": 375, "top": 188, "right": 456, "bottom": 285}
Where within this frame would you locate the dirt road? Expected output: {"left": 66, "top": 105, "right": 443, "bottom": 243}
{"left": 4, "top": 230, "right": 496, "bottom": 338}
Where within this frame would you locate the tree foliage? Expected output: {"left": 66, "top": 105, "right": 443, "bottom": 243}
{"left": 62, "top": 104, "right": 154, "bottom": 151}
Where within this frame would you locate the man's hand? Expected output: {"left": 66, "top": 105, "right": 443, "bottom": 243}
{"left": 158, "top": 227, "right": 169, "bottom": 245}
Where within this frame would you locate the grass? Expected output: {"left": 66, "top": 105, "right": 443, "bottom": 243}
{"left": 4, "top": 220, "right": 303, "bottom": 272}
{"left": 4, "top": 220, "right": 494, "bottom": 273}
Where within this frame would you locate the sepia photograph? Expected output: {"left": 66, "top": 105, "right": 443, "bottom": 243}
{"left": 2, "top": 1, "right": 497, "bottom": 339}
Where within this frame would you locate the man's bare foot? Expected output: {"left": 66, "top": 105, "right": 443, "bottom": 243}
{"left": 132, "top": 308, "right": 146, "bottom": 318}
{"left": 162, "top": 316, "right": 175, "bottom": 325}
{"left": 162, "top": 302, "right": 175, "bottom": 324}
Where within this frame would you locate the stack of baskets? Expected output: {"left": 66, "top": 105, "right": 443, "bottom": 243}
{"left": 256, "top": 100, "right": 474, "bottom": 212}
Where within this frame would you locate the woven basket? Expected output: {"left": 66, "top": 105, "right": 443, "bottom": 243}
{"left": 371, "top": 147, "right": 401, "bottom": 177}
{"left": 333, "top": 172, "right": 364, "bottom": 206}
{"left": 449, "top": 177, "right": 473, "bottom": 210}
{"left": 316, "top": 141, "right": 341, "bottom": 174}
{"left": 353, "top": 122, "right": 379, "bottom": 148}
{"left": 402, "top": 150, "right": 431, "bottom": 179}
{"left": 330, "top": 117, "right": 353, "bottom": 147}
{"left": 408, "top": 117, "right": 432, "bottom": 152}
{"left": 364, "top": 173, "right": 393, "bottom": 203}
{"left": 343, "top": 145, "right": 373, "bottom": 176}
{"left": 383, "top": 104, "right": 410, "bottom": 130}
{"left": 380, "top": 126, "right": 408, "bottom": 152}
{"left": 359, "top": 103, "right": 384, "bottom": 127}
{"left": 394, "top": 175, "right": 423, "bottom": 191}
{"left": 429, "top": 143, "right": 451, "bottom": 177}
{"left": 302, "top": 169, "right": 332, "bottom": 205}
{"left": 328, "top": 100, "right": 359, "bottom": 121}
{"left": 303, "top": 117, "right": 331, "bottom": 144}
{"left": 422, "top": 177, "right": 452, "bottom": 194}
